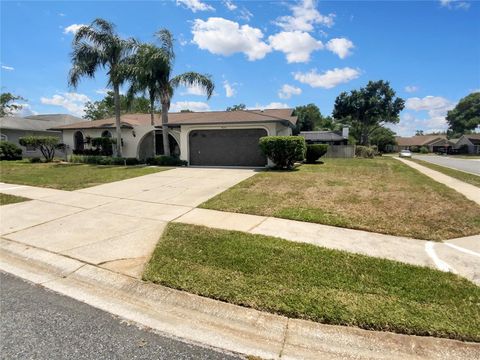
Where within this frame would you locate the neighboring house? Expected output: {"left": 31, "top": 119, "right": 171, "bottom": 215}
{"left": 394, "top": 135, "right": 453, "bottom": 153}
{"left": 0, "top": 114, "right": 84, "bottom": 158}
{"left": 299, "top": 128, "right": 354, "bottom": 158}
{"left": 454, "top": 134, "right": 480, "bottom": 154}
{"left": 52, "top": 109, "right": 297, "bottom": 167}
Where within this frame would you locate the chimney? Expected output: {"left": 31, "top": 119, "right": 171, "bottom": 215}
{"left": 342, "top": 126, "right": 349, "bottom": 139}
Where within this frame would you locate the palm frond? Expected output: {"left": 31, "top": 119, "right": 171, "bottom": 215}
{"left": 170, "top": 72, "right": 215, "bottom": 99}
{"left": 155, "top": 29, "right": 175, "bottom": 66}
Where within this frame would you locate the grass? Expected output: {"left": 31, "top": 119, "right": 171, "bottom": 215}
{"left": 0, "top": 193, "right": 30, "bottom": 205}
{"left": 410, "top": 158, "right": 480, "bottom": 188}
{"left": 200, "top": 158, "right": 480, "bottom": 240}
{"left": 0, "top": 160, "right": 167, "bottom": 191}
{"left": 144, "top": 223, "right": 480, "bottom": 342}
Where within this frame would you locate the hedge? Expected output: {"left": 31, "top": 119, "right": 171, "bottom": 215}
{"left": 305, "top": 144, "right": 328, "bottom": 163}
{"left": 146, "top": 155, "right": 188, "bottom": 167}
{"left": 259, "top": 136, "right": 306, "bottom": 169}
{"left": 0, "top": 141, "right": 22, "bottom": 160}
{"left": 69, "top": 155, "right": 139, "bottom": 166}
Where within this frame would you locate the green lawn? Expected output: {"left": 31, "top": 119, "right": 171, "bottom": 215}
{"left": 201, "top": 158, "right": 480, "bottom": 240}
{"left": 0, "top": 161, "right": 167, "bottom": 190}
{"left": 411, "top": 158, "right": 480, "bottom": 188}
{"left": 0, "top": 193, "right": 30, "bottom": 205}
{"left": 144, "top": 223, "right": 480, "bottom": 342}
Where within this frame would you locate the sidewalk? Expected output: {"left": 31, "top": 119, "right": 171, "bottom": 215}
{"left": 396, "top": 157, "right": 480, "bottom": 205}
{"left": 1, "top": 238, "right": 478, "bottom": 360}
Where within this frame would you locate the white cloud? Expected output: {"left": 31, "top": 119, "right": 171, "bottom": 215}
{"left": 192, "top": 17, "right": 271, "bottom": 61}
{"left": 1, "top": 65, "right": 14, "bottom": 71}
{"left": 238, "top": 7, "right": 253, "bottom": 21}
{"left": 440, "top": 0, "right": 470, "bottom": 9}
{"left": 63, "top": 24, "right": 86, "bottom": 34}
{"left": 223, "top": 80, "right": 236, "bottom": 98}
{"left": 404, "top": 85, "right": 419, "bottom": 93}
{"left": 223, "top": 0, "right": 237, "bottom": 10}
{"left": 405, "top": 96, "right": 453, "bottom": 112}
{"left": 170, "top": 101, "right": 210, "bottom": 112}
{"left": 95, "top": 88, "right": 110, "bottom": 95}
{"left": 269, "top": 31, "right": 323, "bottom": 63}
{"left": 58, "top": 12, "right": 66, "bottom": 17}
{"left": 275, "top": 0, "right": 335, "bottom": 32}
{"left": 278, "top": 84, "right": 302, "bottom": 99}
{"left": 294, "top": 67, "right": 361, "bottom": 89}
{"left": 251, "top": 102, "right": 290, "bottom": 110}
{"left": 180, "top": 84, "right": 209, "bottom": 96}
{"left": 40, "top": 92, "right": 91, "bottom": 116}
{"left": 10, "top": 103, "right": 38, "bottom": 117}
{"left": 176, "top": 0, "right": 214, "bottom": 12}
{"left": 326, "top": 38, "right": 354, "bottom": 59}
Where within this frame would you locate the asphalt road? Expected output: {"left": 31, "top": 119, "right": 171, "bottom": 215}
{"left": 414, "top": 155, "right": 480, "bottom": 175}
{"left": 0, "top": 272, "right": 243, "bottom": 360}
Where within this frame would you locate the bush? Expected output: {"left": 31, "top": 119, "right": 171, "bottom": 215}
{"left": 69, "top": 155, "right": 140, "bottom": 166}
{"left": 419, "top": 146, "right": 429, "bottom": 154}
{"left": 259, "top": 136, "right": 306, "bottom": 169}
{"left": 355, "top": 145, "right": 376, "bottom": 158}
{"left": 91, "top": 136, "right": 115, "bottom": 156}
{"left": 30, "top": 157, "right": 41, "bottom": 163}
{"left": 305, "top": 144, "right": 328, "bottom": 163}
{"left": 18, "top": 136, "right": 59, "bottom": 162}
{"left": 0, "top": 141, "right": 22, "bottom": 160}
{"left": 146, "top": 155, "right": 188, "bottom": 166}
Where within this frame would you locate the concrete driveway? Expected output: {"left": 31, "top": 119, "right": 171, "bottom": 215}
{"left": 0, "top": 168, "right": 256, "bottom": 278}
{"left": 414, "top": 155, "right": 480, "bottom": 175}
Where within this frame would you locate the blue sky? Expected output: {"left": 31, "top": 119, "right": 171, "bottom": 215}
{"left": 1, "top": 0, "right": 479, "bottom": 135}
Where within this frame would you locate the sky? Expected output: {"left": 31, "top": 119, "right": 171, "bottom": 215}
{"left": 1, "top": 0, "right": 479, "bottom": 136}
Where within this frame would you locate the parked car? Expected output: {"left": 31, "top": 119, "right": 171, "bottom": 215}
{"left": 399, "top": 149, "right": 412, "bottom": 158}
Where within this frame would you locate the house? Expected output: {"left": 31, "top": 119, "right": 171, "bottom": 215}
{"left": 0, "top": 114, "right": 84, "bottom": 158}
{"left": 394, "top": 135, "right": 453, "bottom": 153}
{"left": 454, "top": 134, "right": 480, "bottom": 154}
{"left": 52, "top": 109, "right": 297, "bottom": 167}
{"left": 299, "top": 127, "right": 349, "bottom": 145}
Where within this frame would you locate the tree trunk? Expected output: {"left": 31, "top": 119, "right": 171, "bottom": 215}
{"left": 161, "top": 102, "right": 170, "bottom": 156}
{"left": 113, "top": 83, "right": 123, "bottom": 157}
{"left": 150, "top": 93, "right": 156, "bottom": 156}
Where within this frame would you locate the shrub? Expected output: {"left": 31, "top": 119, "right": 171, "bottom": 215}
{"left": 305, "top": 144, "right": 328, "bottom": 163}
{"left": 259, "top": 136, "right": 306, "bottom": 169}
{"left": 30, "top": 157, "right": 41, "bottom": 163}
{"left": 19, "top": 136, "right": 59, "bottom": 162}
{"left": 91, "top": 136, "right": 115, "bottom": 156}
{"left": 355, "top": 145, "right": 376, "bottom": 158}
{"left": 0, "top": 141, "right": 22, "bottom": 160}
{"left": 146, "top": 155, "right": 188, "bottom": 166}
{"left": 419, "top": 146, "right": 429, "bottom": 154}
{"left": 410, "top": 146, "right": 420, "bottom": 153}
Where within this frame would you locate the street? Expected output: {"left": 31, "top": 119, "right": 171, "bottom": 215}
{"left": 0, "top": 272, "right": 243, "bottom": 360}
{"left": 414, "top": 155, "right": 480, "bottom": 175}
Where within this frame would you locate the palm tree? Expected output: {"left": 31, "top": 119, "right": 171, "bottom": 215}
{"left": 68, "top": 18, "right": 137, "bottom": 157}
{"left": 154, "top": 29, "right": 214, "bottom": 156}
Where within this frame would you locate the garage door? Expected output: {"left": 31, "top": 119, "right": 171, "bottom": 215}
{"left": 189, "top": 129, "right": 267, "bottom": 166}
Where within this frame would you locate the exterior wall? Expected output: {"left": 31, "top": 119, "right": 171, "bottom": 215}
{"left": 0, "top": 128, "right": 64, "bottom": 158}
{"left": 178, "top": 122, "right": 282, "bottom": 164}
{"left": 454, "top": 136, "right": 476, "bottom": 153}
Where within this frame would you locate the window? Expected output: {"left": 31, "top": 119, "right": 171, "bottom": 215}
{"left": 74, "top": 131, "right": 84, "bottom": 151}
{"left": 0, "top": 133, "right": 7, "bottom": 141}
{"left": 101, "top": 130, "right": 112, "bottom": 138}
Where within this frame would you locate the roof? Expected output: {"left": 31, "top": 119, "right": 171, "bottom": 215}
{"left": 50, "top": 109, "right": 297, "bottom": 130}
{"left": 395, "top": 135, "right": 447, "bottom": 146}
{"left": 462, "top": 133, "right": 480, "bottom": 145}
{"left": 1, "top": 114, "right": 84, "bottom": 132}
{"left": 299, "top": 131, "right": 345, "bottom": 142}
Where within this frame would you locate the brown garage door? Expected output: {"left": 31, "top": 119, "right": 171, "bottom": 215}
{"left": 189, "top": 129, "right": 267, "bottom": 166}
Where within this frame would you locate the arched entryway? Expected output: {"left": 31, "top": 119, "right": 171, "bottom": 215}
{"left": 137, "top": 130, "right": 180, "bottom": 160}
{"left": 74, "top": 131, "right": 84, "bottom": 151}
{"left": 101, "top": 130, "right": 112, "bottom": 138}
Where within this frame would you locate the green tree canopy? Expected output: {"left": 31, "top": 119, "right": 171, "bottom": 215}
{"left": 292, "top": 104, "right": 337, "bottom": 134}
{"left": 332, "top": 80, "right": 405, "bottom": 145}
{"left": 0, "top": 92, "right": 26, "bottom": 117}
{"left": 83, "top": 91, "right": 152, "bottom": 120}
{"left": 19, "top": 136, "right": 59, "bottom": 162}
{"left": 226, "top": 104, "right": 246, "bottom": 111}
{"left": 446, "top": 92, "right": 480, "bottom": 135}
{"left": 370, "top": 127, "right": 397, "bottom": 153}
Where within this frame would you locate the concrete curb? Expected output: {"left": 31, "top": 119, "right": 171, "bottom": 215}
{"left": 1, "top": 238, "right": 479, "bottom": 359}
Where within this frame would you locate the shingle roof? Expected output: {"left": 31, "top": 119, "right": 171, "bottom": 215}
{"left": 464, "top": 134, "right": 480, "bottom": 145}
{"left": 0, "top": 114, "right": 84, "bottom": 132}
{"left": 395, "top": 135, "right": 447, "bottom": 146}
{"left": 300, "top": 131, "right": 344, "bottom": 142}
{"left": 49, "top": 109, "right": 297, "bottom": 130}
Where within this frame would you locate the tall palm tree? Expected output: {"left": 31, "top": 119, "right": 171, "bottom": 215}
{"left": 154, "top": 29, "right": 214, "bottom": 156}
{"left": 68, "top": 18, "right": 137, "bottom": 157}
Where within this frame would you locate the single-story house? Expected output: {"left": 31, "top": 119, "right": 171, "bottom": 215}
{"left": 454, "top": 134, "right": 480, "bottom": 154}
{"left": 52, "top": 109, "right": 297, "bottom": 167}
{"left": 0, "top": 114, "right": 84, "bottom": 158}
{"left": 394, "top": 135, "right": 453, "bottom": 153}
{"left": 299, "top": 128, "right": 349, "bottom": 145}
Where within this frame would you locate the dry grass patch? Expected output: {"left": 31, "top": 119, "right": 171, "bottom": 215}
{"left": 201, "top": 158, "right": 480, "bottom": 240}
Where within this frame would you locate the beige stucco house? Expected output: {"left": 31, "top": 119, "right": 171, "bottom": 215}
{"left": 52, "top": 109, "right": 297, "bottom": 166}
